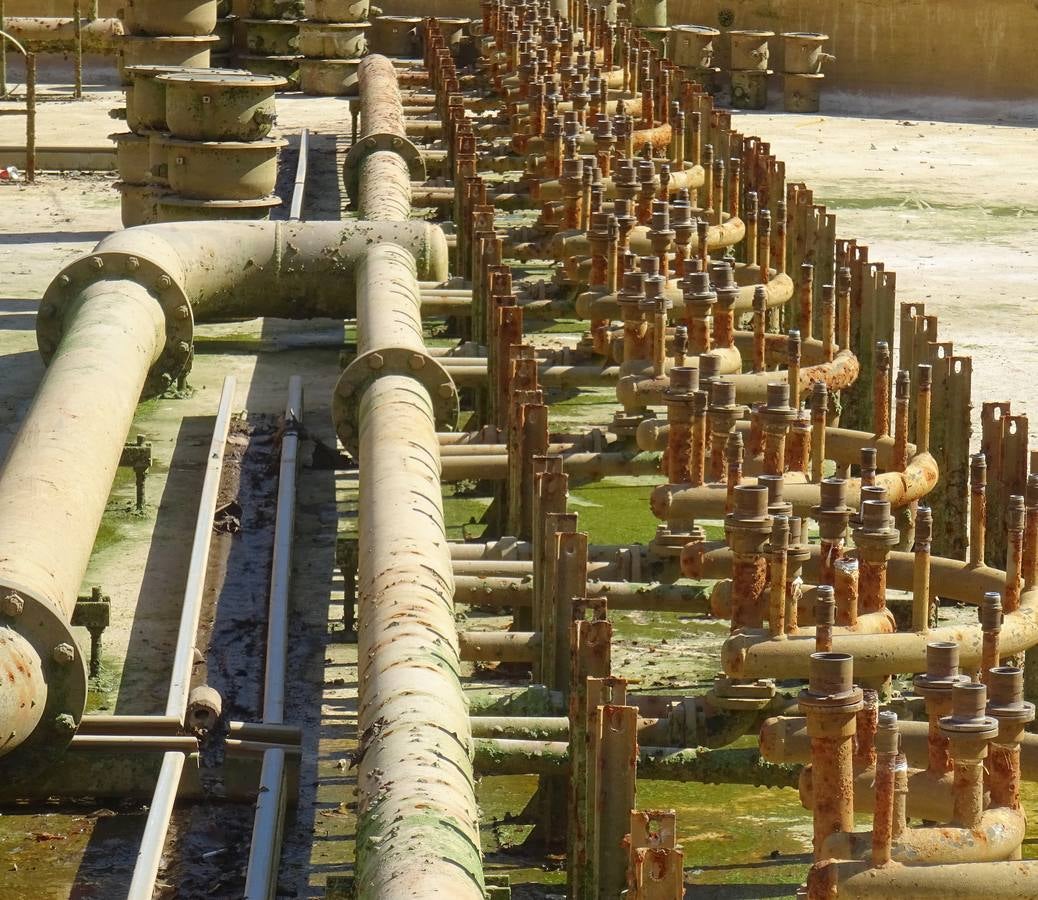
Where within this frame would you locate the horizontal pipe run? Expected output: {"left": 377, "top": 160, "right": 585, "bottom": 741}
{"left": 4, "top": 17, "right": 123, "bottom": 53}
{"left": 0, "top": 750, "right": 276, "bottom": 802}
{"left": 821, "top": 807, "right": 1025, "bottom": 865}
{"left": 68, "top": 221, "right": 450, "bottom": 323}
{"left": 441, "top": 451, "right": 663, "bottom": 481}
{"left": 458, "top": 630, "right": 540, "bottom": 662}
{"left": 77, "top": 716, "right": 303, "bottom": 744}
{"left": 166, "top": 377, "right": 236, "bottom": 724}
{"left": 655, "top": 452, "right": 938, "bottom": 522}
{"left": 762, "top": 714, "right": 1038, "bottom": 782}
{"left": 454, "top": 575, "right": 709, "bottom": 614}
{"left": 472, "top": 739, "right": 801, "bottom": 787}
{"left": 807, "top": 858, "right": 1038, "bottom": 899}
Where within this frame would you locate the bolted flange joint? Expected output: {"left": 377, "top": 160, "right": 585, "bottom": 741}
{"left": 39, "top": 250, "right": 194, "bottom": 399}
{"left": 333, "top": 347, "right": 459, "bottom": 457}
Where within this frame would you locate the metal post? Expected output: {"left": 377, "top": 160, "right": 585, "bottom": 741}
{"left": 1, "top": 0, "right": 7, "bottom": 98}
{"left": 127, "top": 377, "right": 236, "bottom": 900}
{"left": 73, "top": 0, "right": 82, "bottom": 99}
{"left": 244, "top": 375, "right": 302, "bottom": 899}
{"left": 25, "top": 50, "right": 35, "bottom": 183}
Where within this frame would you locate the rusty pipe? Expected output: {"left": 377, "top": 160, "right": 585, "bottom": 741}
{"left": 355, "top": 252, "right": 483, "bottom": 900}
{"left": 0, "top": 279, "right": 167, "bottom": 764}
{"left": 801, "top": 652, "right": 863, "bottom": 859}
{"left": 807, "top": 859, "right": 1038, "bottom": 899}
{"left": 4, "top": 16, "right": 122, "bottom": 53}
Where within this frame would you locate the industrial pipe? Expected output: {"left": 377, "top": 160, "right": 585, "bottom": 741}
{"left": 0, "top": 280, "right": 167, "bottom": 765}
{"left": 3, "top": 16, "right": 123, "bottom": 53}
{"left": 352, "top": 243, "right": 482, "bottom": 898}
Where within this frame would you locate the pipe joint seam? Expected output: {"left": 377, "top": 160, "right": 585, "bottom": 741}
{"left": 343, "top": 132, "right": 427, "bottom": 202}
{"left": 40, "top": 251, "right": 193, "bottom": 398}
{"left": 0, "top": 581, "right": 87, "bottom": 769}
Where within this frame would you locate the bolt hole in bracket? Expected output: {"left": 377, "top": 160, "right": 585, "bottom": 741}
{"left": 0, "top": 581, "right": 88, "bottom": 774}
{"left": 38, "top": 251, "right": 195, "bottom": 398}
{"left": 340, "top": 131, "right": 428, "bottom": 204}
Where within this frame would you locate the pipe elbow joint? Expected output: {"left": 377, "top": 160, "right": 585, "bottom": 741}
{"left": 40, "top": 250, "right": 193, "bottom": 398}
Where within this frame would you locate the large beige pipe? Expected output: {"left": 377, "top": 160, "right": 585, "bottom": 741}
{"left": 0, "top": 280, "right": 166, "bottom": 763}
{"left": 653, "top": 452, "right": 938, "bottom": 523}
{"left": 807, "top": 858, "right": 1038, "bottom": 898}
{"left": 820, "top": 807, "right": 1025, "bottom": 865}
{"left": 356, "top": 54, "right": 413, "bottom": 222}
{"left": 69, "top": 221, "right": 449, "bottom": 322}
{"left": 3, "top": 17, "right": 124, "bottom": 53}
{"left": 353, "top": 248, "right": 482, "bottom": 898}
{"left": 763, "top": 714, "right": 1038, "bottom": 782}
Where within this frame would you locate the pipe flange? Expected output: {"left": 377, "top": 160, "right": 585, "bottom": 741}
{"left": 333, "top": 347, "right": 459, "bottom": 456}
{"left": 987, "top": 699, "right": 1036, "bottom": 725}
{"left": 39, "top": 251, "right": 194, "bottom": 398}
{"left": 912, "top": 672, "right": 970, "bottom": 698}
{"left": 0, "top": 582, "right": 87, "bottom": 772}
{"left": 939, "top": 715, "right": 999, "bottom": 739}
{"left": 342, "top": 132, "right": 427, "bottom": 202}
{"left": 708, "top": 675, "right": 776, "bottom": 711}
{"left": 798, "top": 684, "right": 863, "bottom": 714}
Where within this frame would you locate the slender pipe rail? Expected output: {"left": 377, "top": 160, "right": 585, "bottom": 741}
{"left": 244, "top": 376, "right": 303, "bottom": 900}
{"left": 127, "top": 376, "right": 236, "bottom": 900}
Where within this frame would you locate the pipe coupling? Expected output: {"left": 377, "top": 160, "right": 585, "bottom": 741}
{"left": 40, "top": 251, "right": 194, "bottom": 397}
{"left": 342, "top": 132, "right": 427, "bottom": 203}
{"left": 333, "top": 349, "right": 459, "bottom": 456}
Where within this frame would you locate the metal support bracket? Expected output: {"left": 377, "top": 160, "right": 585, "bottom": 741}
{"left": 70, "top": 585, "right": 110, "bottom": 679}
{"left": 119, "top": 434, "right": 152, "bottom": 513}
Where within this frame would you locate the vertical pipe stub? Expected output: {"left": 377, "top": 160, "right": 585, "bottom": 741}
{"left": 986, "top": 667, "right": 1035, "bottom": 724}
{"left": 939, "top": 682, "right": 998, "bottom": 738}
{"left": 981, "top": 591, "right": 1003, "bottom": 632}
{"left": 815, "top": 585, "right": 836, "bottom": 626}
{"left": 875, "top": 709, "right": 899, "bottom": 755}
{"left": 806, "top": 652, "right": 855, "bottom": 700}
{"left": 913, "top": 641, "right": 971, "bottom": 701}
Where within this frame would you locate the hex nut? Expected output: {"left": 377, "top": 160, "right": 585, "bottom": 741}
{"left": 53, "top": 713, "right": 77, "bottom": 735}
{"left": 408, "top": 353, "right": 426, "bottom": 370}
{"left": 1, "top": 592, "right": 23, "bottom": 617}
{"left": 52, "top": 642, "right": 76, "bottom": 665}
{"left": 368, "top": 353, "right": 384, "bottom": 370}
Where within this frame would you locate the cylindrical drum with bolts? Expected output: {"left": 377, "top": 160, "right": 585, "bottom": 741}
{"left": 118, "top": 35, "right": 219, "bottom": 84}
{"left": 164, "top": 137, "right": 286, "bottom": 200}
{"left": 784, "top": 73, "right": 825, "bottom": 113}
{"left": 728, "top": 29, "right": 774, "bottom": 70}
{"left": 122, "top": 0, "right": 219, "bottom": 36}
{"left": 782, "top": 32, "right": 833, "bottom": 74}
{"left": 160, "top": 72, "right": 285, "bottom": 141}
{"left": 670, "top": 24, "right": 719, "bottom": 68}
{"left": 369, "top": 15, "right": 421, "bottom": 56}
{"left": 298, "top": 21, "right": 370, "bottom": 59}
{"left": 304, "top": 0, "right": 370, "bottom": 21}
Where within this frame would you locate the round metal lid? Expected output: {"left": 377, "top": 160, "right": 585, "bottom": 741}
{"left": 157, "top": 71, "right": 287, "bottom": 88}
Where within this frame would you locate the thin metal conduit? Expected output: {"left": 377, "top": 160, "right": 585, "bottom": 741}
{"left": 244, "top": 375, "right": 303, "bottom": 899}
{"left": 126, "top": 376, "right": 236, "bottom": 900}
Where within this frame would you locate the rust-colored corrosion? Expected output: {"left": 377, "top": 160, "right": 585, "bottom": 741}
{"left": 731, "top": 553, "right": 768, "bottom": 631}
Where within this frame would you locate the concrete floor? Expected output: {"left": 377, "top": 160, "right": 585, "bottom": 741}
{"left": 0, "top": 78, "right": 1036, "bottom": 898}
